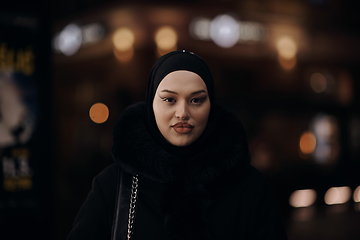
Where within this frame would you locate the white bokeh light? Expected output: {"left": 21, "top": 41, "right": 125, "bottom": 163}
{"left": 210, "top": 14, "right": 240, "bottom": 48}
{"left": 58, "top": 23, "right": 82, "bottom": 56}
{"left": 311, "top": 114, "right": 339, "bottom": 165}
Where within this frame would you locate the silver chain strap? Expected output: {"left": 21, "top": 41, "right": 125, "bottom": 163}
{"left": 127, "top": 175, "right": 139, "bottom": 240}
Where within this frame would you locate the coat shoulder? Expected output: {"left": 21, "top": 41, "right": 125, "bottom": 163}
{"left": 95, "top": 163, "right": 118, "bottom": 185}
{"left": 94, "top": 163, "right": 119, "bottom": 203}
{"left": 67, "top": 163, "right": 120, "bottom": 240}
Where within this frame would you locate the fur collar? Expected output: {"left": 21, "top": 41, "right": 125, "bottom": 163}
{"left": 111, "top": 102, "right": 251, "bottom": 240}
{"left": 111, "top": 102, "right": 250, "bottom": 184}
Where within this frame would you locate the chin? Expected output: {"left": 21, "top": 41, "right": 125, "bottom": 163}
{"left": 169, "top": 138, "right": 194, "bottom": 147}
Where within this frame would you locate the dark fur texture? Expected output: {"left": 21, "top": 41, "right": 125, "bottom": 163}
{"left": 111, "top": 102, "right": 251, "bottom": 239}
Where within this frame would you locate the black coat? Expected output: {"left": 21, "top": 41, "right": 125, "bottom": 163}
{"left": 67, "top": 103, "right": 288, "bottom": 240}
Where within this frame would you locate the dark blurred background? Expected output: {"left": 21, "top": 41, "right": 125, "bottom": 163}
{"left": 1, "top": 0, "right": 360, "bottom": 239}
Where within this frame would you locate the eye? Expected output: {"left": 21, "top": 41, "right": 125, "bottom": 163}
{"left": 162, "top": 97, "right": 175, "bottom": 103}
{"left": 190, "top": 98, "right": 205, "bottom": 104}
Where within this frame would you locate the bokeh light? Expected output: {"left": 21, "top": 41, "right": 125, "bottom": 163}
{"left": 82, "top": 23, "right": 105, "bottom": 45}
{"left": 155, "top": 26, "right": 177, "bottom": 56}
{"left": 276, "top": 36, "right": 297, "bottom": 70}
{"left": 210, "top": 14, "right": 240, "bottom": 48}
{"left": 89, "top": 103, "right": 109, "bottom": 124}
{"left": 112, "top": 27, "right": 135, "bottom": 62}
{"left": 238, "top": 22, "right": 265, "bottom": 41}
{"left": 276, "top": 36, "right": 297, "bottom": 59}
{"left": 325, "top": 186, "right": 351, "bottom": 205}
{"left": 353, "top": 186, "right": 360, "bottom": 202}
{"left": 113, "top": 27, "right": 135, "bottom": 52}
{"left": 299, "top": 131, "right": 316, "bottom": 155}
{"left": 189, "top": 17, "right": 211, "bottom": 40}
{"left": 58, "top": 23, "right": 82, "bottom": 56}
{"left": 311, "top": 114, "right": 340, "bottom": 165}
{"left": 310, "top": 73, "right": 327, "bottom": 93}
{"left": 289, "top": 189, "right": 317, "bottom": 208}
{"left": 190, "top": 16, "right": 265, "bottom": 44}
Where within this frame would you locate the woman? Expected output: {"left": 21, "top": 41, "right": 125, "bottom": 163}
{"left": 67, "top": 50, "right": 288, "bottom": 240}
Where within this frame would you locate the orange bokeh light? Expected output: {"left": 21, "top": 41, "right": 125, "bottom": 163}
{"left": 89, "top": 103, "right": 109, "bottom": 124}
{"left": 276, "top": 36, "right": 297, "bottom": 70}
{"left": 299, "top": 131, "right": 316, "bottom": 155}
{"left": 155, "top": 26, "right": 177, "bottom": 56}
{"left": 113, "top": 27, "right": 134, "bottom": 52}
{"left": 276, "top": 36, "right": 297, "bottom": 59}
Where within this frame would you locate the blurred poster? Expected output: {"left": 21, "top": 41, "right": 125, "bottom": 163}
{"left": 0, "top": 14, "right": 46, "bottom": 238}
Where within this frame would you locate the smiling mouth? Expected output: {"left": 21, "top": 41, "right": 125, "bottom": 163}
{"left": 172, "top": 122, "right": 194, "bottom": 134}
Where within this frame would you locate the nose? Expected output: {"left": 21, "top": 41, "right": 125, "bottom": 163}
{"left": 175, "top": 101, "right": 190, "bottom": 120}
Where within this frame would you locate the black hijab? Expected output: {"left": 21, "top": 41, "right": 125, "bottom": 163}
{"left": 145, "top": 50, "right": 218, "bottom": 159}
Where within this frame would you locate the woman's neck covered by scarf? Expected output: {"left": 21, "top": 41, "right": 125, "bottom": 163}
{"left": 144, "top": 50, "right": 217, "bottom": 159}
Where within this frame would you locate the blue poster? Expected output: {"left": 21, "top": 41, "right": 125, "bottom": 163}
{"left": 0, "top": 13, "right": 47, "bottom": 238}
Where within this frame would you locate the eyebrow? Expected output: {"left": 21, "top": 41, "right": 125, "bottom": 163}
{"left": 160, "top": 89, "right": 207, "bottom": 95}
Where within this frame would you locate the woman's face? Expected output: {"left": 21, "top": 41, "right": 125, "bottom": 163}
{"left": 153, "top": 70, "right": 211, "bottom": 147}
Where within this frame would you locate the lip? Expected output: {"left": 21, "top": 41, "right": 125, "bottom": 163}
{"left": 172, "top": 122, "right": 194, "bottom": 134}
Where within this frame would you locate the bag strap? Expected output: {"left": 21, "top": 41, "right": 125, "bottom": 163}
{"left": 127, "top": 175, "right": 139, "bottom": 240}
{"left": 111, "top": 169, "right": 137, "bottom": 240}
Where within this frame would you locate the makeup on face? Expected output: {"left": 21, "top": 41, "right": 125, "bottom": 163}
{"left": 172, "top": 122, "right": 194, "bottom": 134}
{"left": 153, "top": 70, "right": 211, "bottom": 147}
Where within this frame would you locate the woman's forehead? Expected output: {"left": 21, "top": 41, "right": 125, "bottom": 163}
{"left": 157, "top": 70, "right": 207, "bottom": 92}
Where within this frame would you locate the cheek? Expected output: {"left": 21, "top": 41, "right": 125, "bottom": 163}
{"left": 153, "top": 101, "right": 171, "bottom": 128}
{"left": 198, "top": 103, "right": 211, "bottom": 124}
{"left": 192, "top": 104, "right": 211, "bottom": 132}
